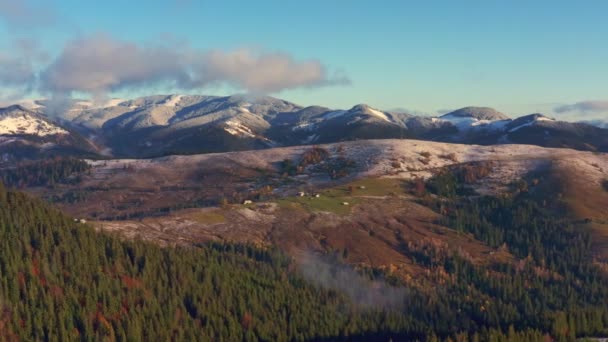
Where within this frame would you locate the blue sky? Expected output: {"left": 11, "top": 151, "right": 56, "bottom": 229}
{"left": 1, "top": 0, "right": 607, "bottom": 119}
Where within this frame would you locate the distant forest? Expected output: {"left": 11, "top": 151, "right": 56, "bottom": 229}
{"left": 0, "top": 157, "right": 90, "bottom": 188}
{"left": 1, "top": 166, "right": 608, "bottom": 340}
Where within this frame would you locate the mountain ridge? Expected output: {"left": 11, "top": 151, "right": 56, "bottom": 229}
{"left": 2, "top": 94, "right": 607, "bottom": 160}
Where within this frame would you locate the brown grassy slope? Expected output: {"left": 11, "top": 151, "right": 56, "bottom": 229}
{"left": 549, "top": 159, "right": 608, "bottom": 261}
{"left": 95, "top": 179, "right": 513, "bottom": 285}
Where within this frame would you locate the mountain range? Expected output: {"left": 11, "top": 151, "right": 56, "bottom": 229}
{"left": 1, "top": 94, "right": 607, "bottom": 162}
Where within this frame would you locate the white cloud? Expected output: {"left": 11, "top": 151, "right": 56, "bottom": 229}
{"left": 0, "top": 39, "right": 48, "bottom": 102}
{"left": 554, "top": 100, "right": 608, "bottom": 114}
{"left": 39, "top": 34, "right": 349, "bottom": 98}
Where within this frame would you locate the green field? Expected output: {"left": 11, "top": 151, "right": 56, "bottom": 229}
{"left": 276, "top": 177, "right": 406, "bottom": 215}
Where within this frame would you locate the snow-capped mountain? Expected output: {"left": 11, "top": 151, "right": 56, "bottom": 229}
{"left": 2, "top": 94, "right": 607, "bottom": 160}
{"left": 0, "top": 105, "right": 68, "bottom": 137}
{"left": 0, "top": 105, "right": 99, "bottom": 163}
{"left": 436, "top": 107, "right": 511, "bottom": 133}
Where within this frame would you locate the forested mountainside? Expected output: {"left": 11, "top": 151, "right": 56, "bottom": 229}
{"left": 2, "top": 172, "right": 608, "bottom": 340}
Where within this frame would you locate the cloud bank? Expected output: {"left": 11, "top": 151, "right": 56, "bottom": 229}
{"left": 0, "top": 33, "right": 348, "bottom": 99}
{"left": 554, "top": 100, "right": 608, "bottom": 114}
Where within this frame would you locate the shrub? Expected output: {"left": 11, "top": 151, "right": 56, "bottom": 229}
{"left": 426, "top": 171, "right": 458, "bottom": 198}
{"left": 453, "top": 162, "right": 493, "bottom": 184}
{"left": 410, "top": 177, "right": 426, "bottom": 197}
{"left": 279, "top": 159, "right": 298, "bottom": 176}
{"left": 327, "top": 157, "right": 356, "bottom": 179}
{"left": 439, "top": 153, "right": 458, "bottom": 162}
{"left": 419, "top": 151, "right": 432, "bottom": 159}
{"left": 299, "top": 146, "right": 330, "bottom": 168}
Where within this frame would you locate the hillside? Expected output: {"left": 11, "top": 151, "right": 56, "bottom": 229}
{"left": 3, "top": 138, "right": 608, "bottom": 339}
{"left": 10, "top": 139, "right": 607, "bottom": 268}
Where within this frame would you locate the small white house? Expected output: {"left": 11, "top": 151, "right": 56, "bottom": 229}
{"left": 297, "top": 192, "right": 306, "bottom": 197}
{"left": 342, "top": 202, "right": 349, "bottom": 206}
{"left": 243, "top": 200, "right": 253, "bottom": 205}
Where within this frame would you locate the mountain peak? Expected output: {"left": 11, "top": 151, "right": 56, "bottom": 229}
{"left": 348, "top": 104, "right": 391, "bottom": 122}
{"left": 351, "top": 103, "right": 370, "bottom": 110}
{"left": 519, "top": 113, "right": 550, "bottom": 120}
{"left": 442, "top": 107, "right": 509, "bottom": 121}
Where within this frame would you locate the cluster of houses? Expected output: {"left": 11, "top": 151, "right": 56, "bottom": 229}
{"left": 297, "top": 192, "right": 320, "bottom": 198}
{"left": 242, "top": 185, "right": 367, "bottom": 206}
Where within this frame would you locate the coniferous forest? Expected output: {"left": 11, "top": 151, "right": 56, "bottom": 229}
{"left": 0, "top": 158, "right": 91, "bottom": 188}
{"left": 1, "top": 175, "right": 608, "bottom": 341}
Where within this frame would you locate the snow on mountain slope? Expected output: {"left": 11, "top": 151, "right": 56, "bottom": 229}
{"left": 3, "top": 95, "right": 607, "bottom": 158}
{"left": 322, "top": 110, "right": 347, "bottom": 120}
{"left": 442, "top": 106, "right": 510, "bottom": 121}
{"left": 0, "top": 106, "right": 67, "bottom": 136}
{"left": 347, "top": 104, "right": 392, "bottom": 123}
{"left": 224, "top": 120, "right": 256, "bottom": 138}
{"left": 69, "top": 98, "right": 126, "bottom": 110}
{"left": 439, "top": 114, "right": 510, "bottom": 132}
{"left": 508, "top": 115, "right": 554, "bottom": 133}
{"left": 434, "top": 107, "right": 512, "bottom": 133}
{"left": 70, "top": 106, "right": 134, "bottom": 129}
{"left": 0, "top": 115, "right": 67, "bottom": 136}
{"left": 163, "top": 95, "right": 184, "bottom": 107}
{"left": 102, "top": 98, "right": 127, "bottom": 107}
{"left": 367, "top": 107, "right": 390, "bottom": 122}
{"left": 0, "top": 105, "right": 102, "bottom": 163}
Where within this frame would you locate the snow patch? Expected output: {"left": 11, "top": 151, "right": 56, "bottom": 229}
{"left": 322, "top": 110, "right": 347, "bottom": 120}
{"left": 103, "top": 98, "right": 126, "bottom": 107}
{"left": 163, "top": 95, "right": 183, "bottom": 107}
{"left": 224, "top": 120, "right": 255, "bottom": 138}
{"left": 438, "top": 114, "right": 510, "bottom": 132}
{"left": 292, "top": 122, "right": 316, "bottom": 131}
{"left": 238, "top": 106, "right": 253, "bottom": 114}
{"left": 508, "top": 116, "right": 554, "bottom": 133}
{"left": 302, "top": 134, "right": 319, "bottom": 144}
{"left": 74, "top": 98, "right": 125, "bottom": 109}
{"left": 367, "top": 107, "right": 390, "bottom": 122}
